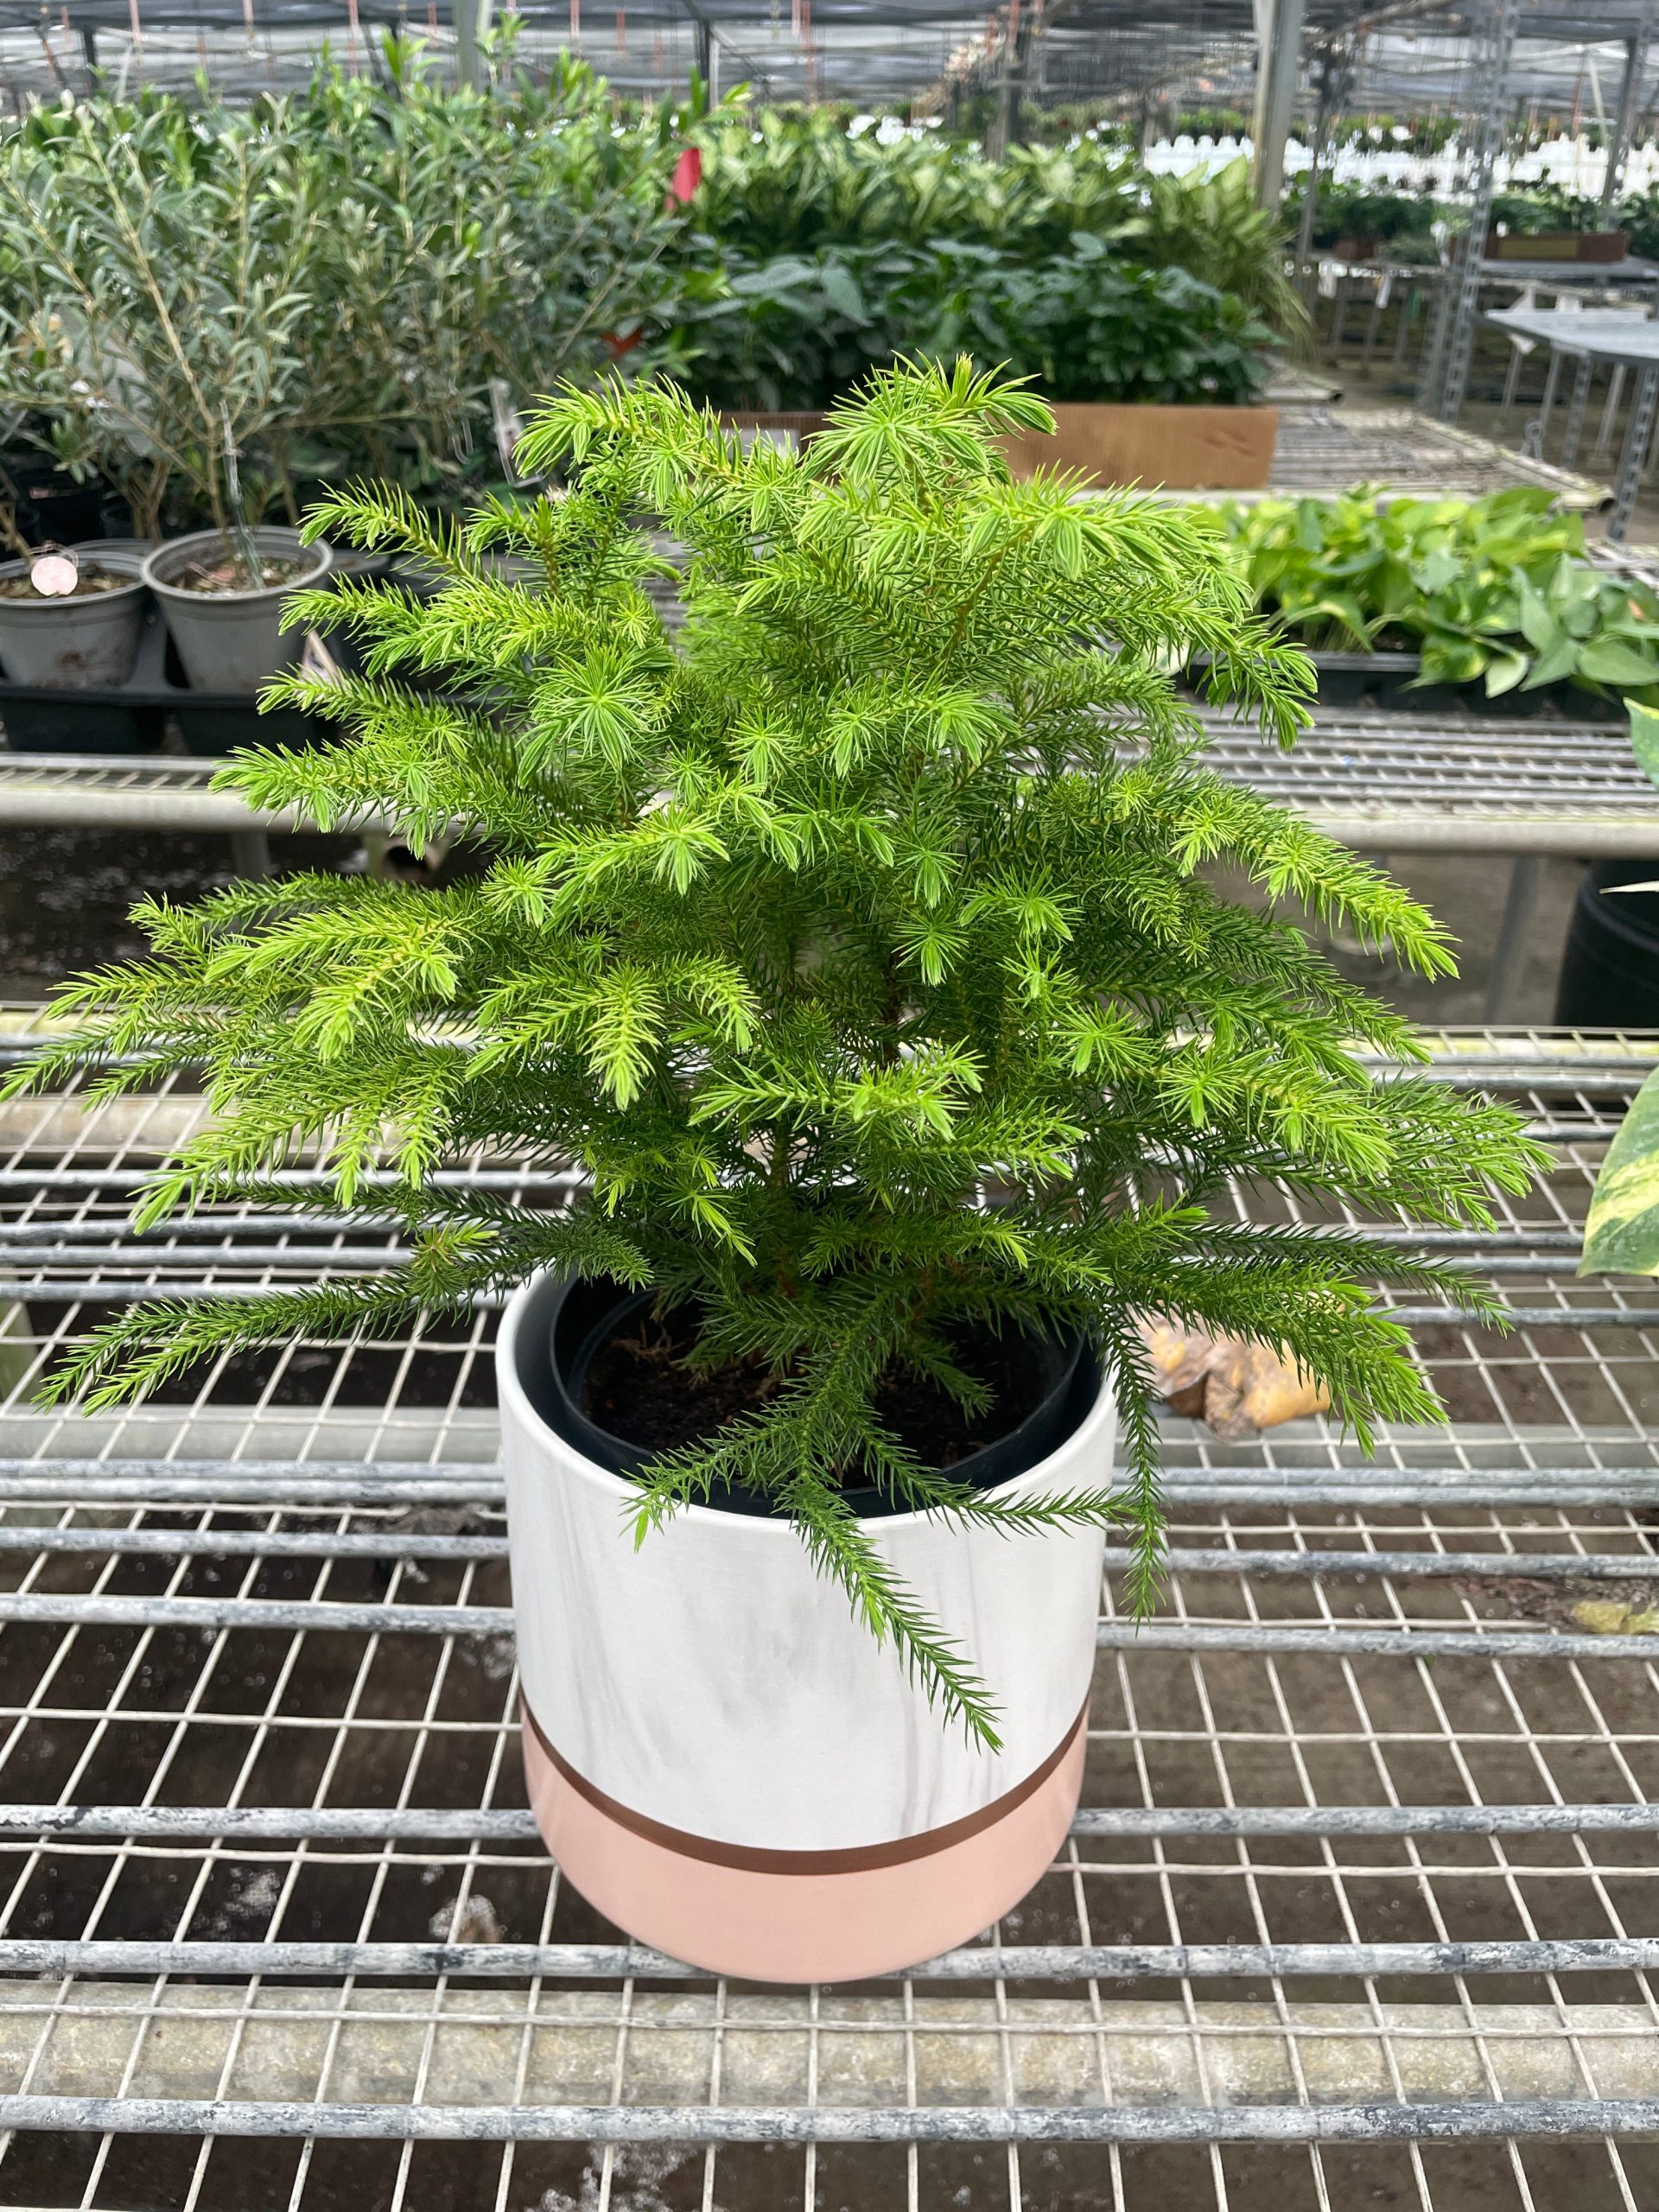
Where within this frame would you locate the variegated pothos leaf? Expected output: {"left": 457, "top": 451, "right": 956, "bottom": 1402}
{"left": 1584, "top": 1063, "right": 1659, "bottom": 1274}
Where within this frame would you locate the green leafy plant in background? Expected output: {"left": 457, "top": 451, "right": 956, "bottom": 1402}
{"left": 1137, "top": 160, "right": 1306, "bottom": 334}
{"left": 6, "top": 362, "right": 1539, "bottom": 1739}
{"left": 671, "top": 242, "right": 939, "bottom": 414}
{"left": 928, "top": 245, "right": 1275, "bottom": 405}
{"left": 685, "top": 117, "right": 1304, "bottom": 338}
{"left": 677, "top": 241, "right": 1276, "bottom": 412}
{"left": 1582, "top": 702, "right": 1659, "bottom": 1274}
{"left": 269, "top": 39, "right": 704, "bottom": 499}
{"left": 1282, "top": 181, "right": 1442, "bottom": 251}
{"left": 0, "top": 41, "right": 699, "bottom": 531}
{"left": 1220, "top": 488, "right": 1659, "bottom": 702}
{"left": 1488, "top": 184, "right": 1601, "bottom": 236}
{"left": 687, "top": 109, "right": 1142, "bottom": 257}
{"left": 0, "top": 98, "right": 320, "bottom": 540}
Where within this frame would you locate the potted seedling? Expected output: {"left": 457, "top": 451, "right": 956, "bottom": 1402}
{"left": 0, "top": 543, "right": 147, "bottom": 690}
{"left": 10, "top": 365, "right": 1540, "bottom": 1984}
{"left": 0, "top": 98, "right": 327, "bottom": 692}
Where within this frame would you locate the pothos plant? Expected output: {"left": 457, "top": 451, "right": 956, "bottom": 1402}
{"left": 1224, "top": 488, "right": 1659, "bottom": 703}
{"left": 1582, "top": 700, "right": 1659, "bottom": 1275}
{"left": 11, "top": 363, "right": 1541, "bottom": 1742}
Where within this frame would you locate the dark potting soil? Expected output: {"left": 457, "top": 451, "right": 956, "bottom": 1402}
{"left": 581, "top": 1302, "right": 1051, "bottom": 1471}
{"left": 0, "top": 563, "right": 131, "bottom": 600}
{"left": 170, "top": 552, "right": 313, "bottom": 594}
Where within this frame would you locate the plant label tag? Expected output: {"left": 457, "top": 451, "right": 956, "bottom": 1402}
{"left": 490, "top": 378, "right": 531, "bottom": 483}
{"left": 300, "top": 628, "right": 344, "bottom": 686}
{"left": 28, "top": 551, "right": 78, "bottom": 597}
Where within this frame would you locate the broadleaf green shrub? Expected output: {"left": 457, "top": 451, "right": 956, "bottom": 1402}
{"left": 11, "top": 363, "right": 1543, "bottom": 1738}
{"left": 1220, "top": 488, "right": 1659, "bottom": 702}
{"left": 927, "top": 246, "right": 1275, "bottom": 406}
{"left": 677, "top": 243, "right": 1275, "bottom": 411}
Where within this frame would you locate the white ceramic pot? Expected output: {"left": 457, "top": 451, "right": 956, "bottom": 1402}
{"left": 497, "top": 1273, "right": 1116, "bottom": 1983}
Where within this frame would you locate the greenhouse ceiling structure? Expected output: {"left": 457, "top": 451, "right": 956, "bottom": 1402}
{"left": 1, "top": 0, "right": 1657, "bottom": 127}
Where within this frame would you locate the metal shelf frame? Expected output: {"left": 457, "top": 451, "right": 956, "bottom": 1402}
{"left": 0, "top": 1029, "right": 1654, "bottom": 2203}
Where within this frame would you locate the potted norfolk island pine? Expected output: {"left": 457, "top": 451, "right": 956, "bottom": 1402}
{"left": 11, "top": 364, "right": 1541, "bottom": 1983}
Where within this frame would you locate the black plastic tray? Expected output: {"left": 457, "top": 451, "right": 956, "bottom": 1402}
{"left": 1189, "top": 648, "right": 1626, "bottom": 722}
{"left": 0, "top": 601, "right": 340, "bottom": 757}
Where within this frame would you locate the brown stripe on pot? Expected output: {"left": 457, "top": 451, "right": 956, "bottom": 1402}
{"left": 522, "top": 1696, "right": 1090, "bottom": 1875}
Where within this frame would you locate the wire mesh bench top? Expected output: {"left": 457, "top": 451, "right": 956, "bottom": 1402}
{"left": 0, "top": 1028, "right": 1654, "bottom": 2205}
{"left": 6, "top": 708, "right": 1659, "bottom": 860}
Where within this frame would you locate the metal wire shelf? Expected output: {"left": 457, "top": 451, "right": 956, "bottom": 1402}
{"left": 0, "top": 1028, "right": 1656, "bottom": 2203}
{"left": 10, "top": 709, "right": 1659, "bottom": 866}
{"left": 1243, "top": 410, "right": 1611, "bottom": 506}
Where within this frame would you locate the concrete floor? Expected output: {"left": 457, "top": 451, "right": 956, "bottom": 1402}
{"left": 1316, "top": 850, "right": 1581, "bottom": 1028}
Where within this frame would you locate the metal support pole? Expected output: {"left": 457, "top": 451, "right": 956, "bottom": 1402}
{"left": 453, "top": 0, "right": 481, "bottom": 88}
{"left": 1294, "top": 43, "right": 1350, "bottom": 266}
{"left": 1562, "top": 353, "right": 1593, "bottom": 467}
{"left": 229, "top": 830, "right": 272, "bottom": 880}
{"left": 1610, "top": 362, "right": 1659, "bottom": 543}
{"left": 987, "top": 5, "right": 1029, "bottom": 160}
{"left": 1499, "top": 334, "right": 1527, "bottom": 423}
{"left": 1362, "top": 276, "right": 1386, "bottom": 368}
{"left": 1600, "top": 4, "right": 1655, "bottom": 219}
{"left": 1421, "top": 0, "right": 1518, "bottom": 423}
{"left": 1483, "top": 855, "right": 1543, "bottom": 1023}
{"left": 1595, "top": 361, "right": 1629, "bottom": 459}
{"left": 1251, "top": 0, "right": 1306, "bottom": 213}
{"left": 1393, "top": 279, "right": 1418, "bottom": 369}
{"left": 1521, "top": 344, "right": 1563, "bottom": 461}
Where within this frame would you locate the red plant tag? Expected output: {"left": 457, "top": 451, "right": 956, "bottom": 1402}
{"left": 667, "top": 144, "right": 702, "bottom": 206}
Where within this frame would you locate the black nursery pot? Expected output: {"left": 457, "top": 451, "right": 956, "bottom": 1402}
{"left": 2, "top": 454, "right": 109, "bottom": 547}
{"left": 1555, "top": 861, "right": 1659, "bottom": 1028}
{"left": 525, "top": 1275, "right": 1094, "bottom": 1519}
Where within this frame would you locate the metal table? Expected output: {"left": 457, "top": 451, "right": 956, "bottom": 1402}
{"left": 0, "top": 1028, "right": 1656, "bottom": 2205}
{"left": 1255, "top": 406, "right": 1608, "bottom": 506}
{"left": 1488, "top": 307, "right": 1659, "bottom": 541}
{"left": 1315, "top": 256, "right": 1659, "bottom": 390}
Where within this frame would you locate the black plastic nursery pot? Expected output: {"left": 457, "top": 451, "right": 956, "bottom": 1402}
{"left": 1555, "top": 861, "right": 1659, "bottom": 1029}
{"left": 1198, "top": 647, "right": 1627, "bottom": 722}
{"left": 0, "top": 596, "right": 340, "bottom": 756}
{"left": 1306, "top": 653, "right": 1624, "bottom": 720}
{"left": 540, "top": 1276, "right": 1092, "bottom": 1512}
{"left": 0, "top": 452, "right": 111, "bottom": 547}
